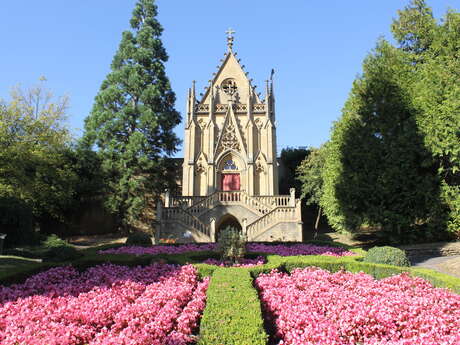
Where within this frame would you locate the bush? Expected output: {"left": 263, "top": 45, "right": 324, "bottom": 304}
{"left": 44, "top": 245, "right": 82, "bottom": 262}
{"left": 43, "top": 234, "right": 68, "bottom": 248}
{"left": 0, "top": 196, "right": 35, "bottom": 247}
{"left": 198, "top": 268, "right": 268, "bottom": 345}
{"left": 363, "top": 246, "right": 410, "bottom": 267}
{"left": 218, "top": 226, "right": 246, "bottom": 263}
{"left": 125, "top": 232, "right": 152, "bottom": 246}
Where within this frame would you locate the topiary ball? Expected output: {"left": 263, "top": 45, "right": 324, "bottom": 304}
{"left": 125, "top": 232, "right": 152, "bottom": 247}
{"left": 363, "top": 246, "right": 410, "bottom": 267}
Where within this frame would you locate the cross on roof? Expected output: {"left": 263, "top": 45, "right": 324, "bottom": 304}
{"left": 226, "top": 28, "right": 235, "bottom": 51}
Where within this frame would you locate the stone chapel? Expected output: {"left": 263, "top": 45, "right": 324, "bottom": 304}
{"left": 156, "top": 31, "right": 302, "bottom": 242}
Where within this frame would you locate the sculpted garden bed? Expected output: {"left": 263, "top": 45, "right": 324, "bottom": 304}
{"left": 255, "top": 267, "right": 460, "bottom": 345}
{"left": 1, "top": 242, "right": 460, "bottom": 345}
{"left": 0, "top": 263, "right": 209, "bottom": 345}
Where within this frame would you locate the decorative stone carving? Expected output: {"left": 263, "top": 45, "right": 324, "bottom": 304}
{"left": 255, "top": 160, "right": 265, "bottom": 173}
{"left": 219, "top": 122, "right": 240, "bottom": 152}
{"left": 195, "top": 161, "right": 207, "bottom": 174}
{"left": 255, "top": 118, "right": 263, "bottom": 129}
{"left": 198, "top": 118, "right": 207, "bottom": 129}
{"left": 221, "top": 78, "right": 237, "bottom": 95}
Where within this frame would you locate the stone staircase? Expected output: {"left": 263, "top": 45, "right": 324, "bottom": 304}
{"left": 157, "top": 189, "right": 302, "bottom": 242}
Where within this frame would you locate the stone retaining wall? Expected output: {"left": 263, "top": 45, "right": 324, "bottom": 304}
{"left": 399, "top": 242, "right": 460, "bottom": 258}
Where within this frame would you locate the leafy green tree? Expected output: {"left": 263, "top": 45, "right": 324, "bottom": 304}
{"left": 279, "top": 147, "right": 309, "bottom": 196}
{"left": 0, "top": 81, "right": 75, "bottom": 222}
{"left": 297, "top": 144, "right": 327, "bottom": 231}
{"left": 0, "top": 81, "right": 107, "bottom": 239}
{"left": 83, "top": 0, "right": 181, "bottom": 230}
{"left": 321, "top": 41, "right": 442, "bottom": 243}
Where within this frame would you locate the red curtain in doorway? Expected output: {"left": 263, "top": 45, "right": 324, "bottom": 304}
{"left": 221, "top": 174, "right": 240, "bottom": 191}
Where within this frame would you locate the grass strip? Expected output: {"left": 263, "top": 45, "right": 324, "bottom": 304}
{"left": 197, "top": 267, "right": 268, "bottom": 345}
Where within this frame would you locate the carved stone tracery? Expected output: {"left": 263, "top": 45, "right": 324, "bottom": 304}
{"left": 219, "top": 122, "right": 240, "bottom": 153}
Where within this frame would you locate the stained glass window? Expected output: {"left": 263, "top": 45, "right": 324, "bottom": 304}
{"left": 223, "top": 159, "right": 238, "bottom": 170}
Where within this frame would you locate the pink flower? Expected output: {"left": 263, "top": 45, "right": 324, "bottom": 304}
{"left": 255, "top": 267, "right": 460, "bottom": 345}
{"left": 0, "top": 264, "right": 209, "bottom": 345}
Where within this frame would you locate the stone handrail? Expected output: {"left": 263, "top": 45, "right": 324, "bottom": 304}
{"left": 251, "top": 195, "right": 291, "bottom": 208}
{"left": 246, "top": 206, "right": 297, "bottom": 239}
{"left": 163, "top": 207, "right": 210, "bottom": 237}
{"left": 169, "top": 196, "right": 206, "bottom": 208}
{"left": 218, "top": 191, "right": 272, "bottom": 215}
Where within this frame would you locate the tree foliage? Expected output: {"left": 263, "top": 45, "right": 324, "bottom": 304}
{"left": 0, "top": 81, "right": 75, "bottom": 221}
{"left": 297, "top": 145, "right": 327, "bottom": 206}
{"left": 83, "top": 0, "right": 181, "bottom": 230}
{"left": 279, "top": 147, "right": 309, "bottom": 196}
{"left": 320, "top": 0, "right": 460, "bottom": 242}
{"left": 0, "top": 81, "right": 107, "bottom": 241}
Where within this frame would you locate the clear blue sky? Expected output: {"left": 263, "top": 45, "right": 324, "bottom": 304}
{"left": 0, "top": 1, "right": 456, "bottom": 156}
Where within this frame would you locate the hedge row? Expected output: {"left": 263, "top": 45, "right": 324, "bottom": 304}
{"left": 197, "top": 267, "right": 268, "bottom": 345}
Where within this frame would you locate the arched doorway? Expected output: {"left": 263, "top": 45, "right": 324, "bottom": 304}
{"left": 216, "top": 214, "right": 242, "bottom": 241}
{"left": 216, "top": 151, "right": 246, "bottom": 192}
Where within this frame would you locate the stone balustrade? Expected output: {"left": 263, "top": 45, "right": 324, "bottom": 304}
{"left": 194, "top": 103, "right": 266, "bottom": 114}
{"left": 246, "top": 206, "right": 297, "bottom": 238}
{"left": 163, "top": 207, "right": 210, "bottom": 237}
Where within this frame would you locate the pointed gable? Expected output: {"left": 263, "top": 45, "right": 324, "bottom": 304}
{"left": 200, "top": 52, "right": 261, "bottom": 105}
{"left": 215, "top": 105, "right": 247, "bottom": 157}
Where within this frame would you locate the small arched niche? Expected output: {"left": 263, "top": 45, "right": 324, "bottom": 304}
{"left": 216, "top": 214, "right": 242, "bottom": 241}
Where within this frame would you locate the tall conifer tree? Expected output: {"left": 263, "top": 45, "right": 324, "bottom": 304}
{"left": 83, "top": 0, "right": 180, "bottom": 229}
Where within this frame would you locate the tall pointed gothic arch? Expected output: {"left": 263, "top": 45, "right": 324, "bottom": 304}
{"left": 182, "top": 32, "right": 278, "bottom": 196}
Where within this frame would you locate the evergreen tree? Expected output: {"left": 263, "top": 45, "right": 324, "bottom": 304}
{"left": 391, "top": 0, "right": 436, "bottom": 56}
{"left": 321, "top": 41, "right": 441, "bottom": 243}
{"left": 318, "top": 1, "right": 460, "bottom": 242}
{"left": 83, "top": 0, "right": 181, "bottom": 230}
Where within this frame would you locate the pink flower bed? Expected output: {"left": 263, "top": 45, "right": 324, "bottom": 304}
{"left": 247, "top": 243, "right": 355, "bottom": 257}
{"left": 0, "top": 263, "right": 209, "bottom": 345}
{"left": 202, "top": 256, "right": 266, "bottom": 267}
{"left": 100, "top": 243, "right": 218, "bottom": 256}
{"left": 255, "top": 267, "right": 460, "bottom": 345}
{"left": 99, "top": 243, "right": 355, "bottom": 257}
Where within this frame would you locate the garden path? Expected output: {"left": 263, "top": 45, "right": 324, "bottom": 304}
{"left": 412, "top": 255, "right": 460, "bottom": 279}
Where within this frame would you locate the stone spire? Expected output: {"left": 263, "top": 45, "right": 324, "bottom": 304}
{"left": 226, "top": 28, "right": 235, "bottom": 51}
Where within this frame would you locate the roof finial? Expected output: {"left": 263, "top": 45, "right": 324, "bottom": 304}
{"left": 226, "top": 28, "right": 235, "bottom": 51}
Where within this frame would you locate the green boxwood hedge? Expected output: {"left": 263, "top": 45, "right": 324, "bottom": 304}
{"left": 197, "top": 268, "right": 268, "bottom": 345}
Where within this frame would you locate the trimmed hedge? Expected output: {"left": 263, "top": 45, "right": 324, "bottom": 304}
{"left": 363, "top": 246, "right": 410, "bottom": 266}
{"left": 197, "top": 268, "right": 268, "bottom": 345}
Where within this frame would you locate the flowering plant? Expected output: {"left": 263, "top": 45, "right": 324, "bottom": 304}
{"left": 99, "top": 243, "right": 356, "bottom": 257}
{"left": 159, "top": 237, "right": 178, "bottom": 244}
{"left": 0, "top": 263, "right": 209, "bottom": 344}
{"left": 255, "top": 267, "right": 460, "bottom": 344}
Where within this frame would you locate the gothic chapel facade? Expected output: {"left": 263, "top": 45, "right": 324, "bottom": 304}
{"left": 156, "top": 32, "right": 302, "bottom": 242}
